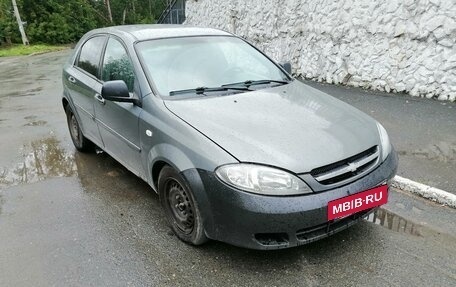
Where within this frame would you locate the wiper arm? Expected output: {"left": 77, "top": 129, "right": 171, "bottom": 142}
{"left": 169, "top": 86, "right": 251, "bottom": 96}
{"left": 222, "top": 79, "right": 290, "bottom": 88}
{"left": 169, "top": 80, "right": 289, "bottom": 95}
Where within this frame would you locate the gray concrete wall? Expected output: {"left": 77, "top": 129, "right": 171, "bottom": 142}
{"left": 185, "top": 0, "right": 456, "bottom": 101}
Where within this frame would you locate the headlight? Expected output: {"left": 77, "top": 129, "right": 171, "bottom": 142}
{"left": 377, "top": 123, "right": 392, "bottom": 161}
{"left": 215, "top": 164, "right": 312, "bottom": 196}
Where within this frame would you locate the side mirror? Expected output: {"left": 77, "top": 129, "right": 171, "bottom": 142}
{"left": 101, "top": 80, "right": 140, "bottom": 105}
{"left": 280, "top": 62, "right": 292, "bottom": 74}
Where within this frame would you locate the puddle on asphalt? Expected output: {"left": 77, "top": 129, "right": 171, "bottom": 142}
{"left": 23, "top": 120, "right": 47, "bottom": 127}
{"left": 364, "top": 208, "right": 421, "bottom": 236}
{"left": 0, "top": 137, "right": 77, "bottom": 187}
{"left": 1, "top": 87, "right": 43, "bottom": 98}
{"left": 398, "top": 142, "right": 456, "bottom": 162}
{"left": 36, "top": 75, "right": 47, "bottom": 81}
{"left": 0, "top": 135, "right": 132, "bottom": 190}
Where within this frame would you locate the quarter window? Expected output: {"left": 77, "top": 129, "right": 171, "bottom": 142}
{"left": 76, "top": 36, "right": 105, "bottom": 78}
{"left": 102, "top": 38, "right": 135, "bottom": 92}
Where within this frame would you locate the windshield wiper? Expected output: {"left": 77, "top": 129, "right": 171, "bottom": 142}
{"left": 222, "top": 79, "right": 290, "bottom": 89}
{"left": 169, "top": 86, "right": 251, "bottom": 96}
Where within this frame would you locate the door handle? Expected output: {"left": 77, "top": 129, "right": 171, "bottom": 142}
{"left": 68, "top": 76, "right": 76, "bottom": 83}
{"left": 94, "top": 93, "right": 105, "bottom": 105}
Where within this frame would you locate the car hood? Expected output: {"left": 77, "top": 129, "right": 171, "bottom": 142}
{"left": 164, "top": 80, "right": 381, "bottom": 173}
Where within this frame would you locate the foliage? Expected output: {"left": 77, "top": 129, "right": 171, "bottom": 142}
{"left": 0, "top": 43, "right": 66, "bottom": 57}
{"left": 0, "top": 0, "right": 21, "bottom": 43}
{"left": 21, "top": 0, "right": 100, "bottom": 44}
{"left": 103, "top": 56, "right": 135, "bottom": 91}
{"left": 0, "top": 0, "right": 168, "bottom": 45}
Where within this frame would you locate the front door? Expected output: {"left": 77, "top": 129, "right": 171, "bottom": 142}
{"left": 94, "top": 37, "right": 143, "bottom": 176}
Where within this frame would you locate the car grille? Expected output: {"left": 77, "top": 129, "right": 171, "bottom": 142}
{"left": 310, "top": 146, "right": 379, "bottom": 185}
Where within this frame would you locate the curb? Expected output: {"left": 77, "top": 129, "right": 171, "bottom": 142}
{"left": 392, "top": 176, "right": 456, "bottom": 209}
{"left": 27, "top": 47, "right": 68, "bottom": 57}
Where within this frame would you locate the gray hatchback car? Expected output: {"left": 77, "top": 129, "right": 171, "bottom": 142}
{"left": 62, "top": 25, "right": 398, "bottom": 249}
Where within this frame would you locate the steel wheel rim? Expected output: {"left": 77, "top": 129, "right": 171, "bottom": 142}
{"left": 69, "top": 114, "right": 80, "bottom": 143}
{"left": 166, "top": 179, "right": 195, "bottom": 234}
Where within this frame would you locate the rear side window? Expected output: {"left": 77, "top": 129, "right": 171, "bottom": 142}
{"left": 76, "top": 36, "right": 106, "bottom": 78}
{"left": 102, "top": 38, "right": 135, "bottom": 92}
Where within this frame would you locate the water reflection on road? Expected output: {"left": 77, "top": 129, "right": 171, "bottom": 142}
{"left": 0, "top": 137, "right": 76, "bottom": 186}
{"left": 365, "top": 208, "right": 421, "bottom": 236}
{"left": 0, "top": 135, "right": 147, "bottom": 198}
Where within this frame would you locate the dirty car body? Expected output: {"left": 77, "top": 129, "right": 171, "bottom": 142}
{"left": 62, "top": 25, "right": 398, "bottom": 250}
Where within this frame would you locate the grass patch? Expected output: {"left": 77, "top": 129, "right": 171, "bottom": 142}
{"left": 0, "top": 44, "right": 67, "bottom": 57}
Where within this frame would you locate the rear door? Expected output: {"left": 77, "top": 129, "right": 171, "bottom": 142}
{"left": 64, "top": 35, "right": 107, "bottom": 147}
{"left": 94, "top": 36, "right": 143, "bottom": 176}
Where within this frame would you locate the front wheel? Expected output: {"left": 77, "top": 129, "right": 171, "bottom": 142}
{"left": 158, "top": 166, "right": 208, "bottom": 245}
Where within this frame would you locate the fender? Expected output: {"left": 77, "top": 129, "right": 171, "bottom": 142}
{"left": 147, "top": 143, "right": 195, "bottom": 189}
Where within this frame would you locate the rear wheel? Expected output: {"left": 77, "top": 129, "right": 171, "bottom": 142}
{"left": 158, "top": 165, "right": 208, "bottom": 245}
{"left": 65, "top": 106, "right": 94, "bottom": 152}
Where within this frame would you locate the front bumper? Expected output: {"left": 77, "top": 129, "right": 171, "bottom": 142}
{"left": 181, "top": 150, "right": 398, "bottom": 250}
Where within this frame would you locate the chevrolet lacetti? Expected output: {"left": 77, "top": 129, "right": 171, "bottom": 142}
{"left": 62, "top": 25, "right": 398, "bottom": 249}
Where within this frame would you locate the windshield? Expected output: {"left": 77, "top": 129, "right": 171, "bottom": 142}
{"left": 136, "top": 36, "right": 290, "bottom": 96}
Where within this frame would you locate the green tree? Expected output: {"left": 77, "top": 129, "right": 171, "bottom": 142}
{"left": 1, "top": 0, "right": 168, "bottom": 45}
{"left": 21, "top": 0, "right": 100, "bottom": 44}
{"left": 0, "top": 0, "right": 21, "bottom": 44}
{"left": 109, "top": 0, "right": 166, "bottom": 25}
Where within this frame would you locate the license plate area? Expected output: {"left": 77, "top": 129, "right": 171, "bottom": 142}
{"left": 327, "top": 185, "right": 388, "bottom": 220}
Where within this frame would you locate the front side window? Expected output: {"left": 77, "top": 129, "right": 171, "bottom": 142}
{"left": 102, "top": 38, "right": 135, "bottom": 92}
{"left": 136, "top": 36, "right": 289, "bottom": 96}
{"left": 77, "top": 36, "right": 106, "bottom": 78}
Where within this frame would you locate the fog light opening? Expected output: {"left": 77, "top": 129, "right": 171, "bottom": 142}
{"left": 254, "top": 233, "right": 289, "bottom": 246}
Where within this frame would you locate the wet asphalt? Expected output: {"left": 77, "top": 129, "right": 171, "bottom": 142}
{"left": 0, "top": 50, "right": 455, "bottom": 286}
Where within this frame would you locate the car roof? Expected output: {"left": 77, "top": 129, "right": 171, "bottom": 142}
{"left": 89, "top": 24, "right": 232, "bottom": 41}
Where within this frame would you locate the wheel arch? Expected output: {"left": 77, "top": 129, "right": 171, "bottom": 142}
{"left": 61, "top": 92, "right": 85, "bottom": 136}
{"left": 151, "top": 160, "right": 168, "bottom": 192}
{"left": 147, "top": 143, "right": 196, "bottom": 191}
{"left": 62, "top": 97, "right": 69, "bottom": 110}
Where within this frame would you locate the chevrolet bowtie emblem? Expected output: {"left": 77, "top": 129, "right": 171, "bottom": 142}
{"left": 347, "top": 162, "right": 358, "bottom": 172}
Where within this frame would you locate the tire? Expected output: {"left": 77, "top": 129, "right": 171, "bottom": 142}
{"left": 158, "top": 165, "right": 208, "bottom": 246}
{"left": 65, "top": 105, "right": 94, "bottom": 152}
